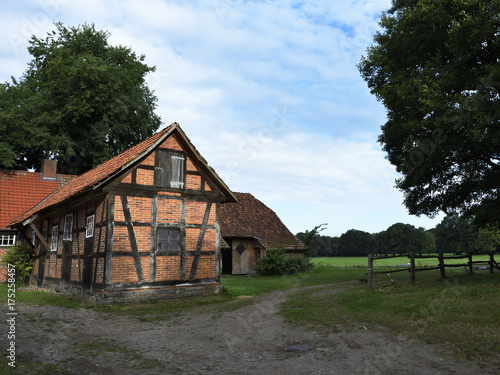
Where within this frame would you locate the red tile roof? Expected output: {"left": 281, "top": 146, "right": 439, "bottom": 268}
{"left": 220, "top": 192, "right": 305, "bottom": 250}
{"left": 0, "top": 170, "right": 75, "bottom": 228}
{"left": 10, "top": 123, "right": 237, "bottom": 227}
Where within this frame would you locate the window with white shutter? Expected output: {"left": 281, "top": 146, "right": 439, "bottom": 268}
{"left": 155, "top": 150, "right": 186, "bottom": 189}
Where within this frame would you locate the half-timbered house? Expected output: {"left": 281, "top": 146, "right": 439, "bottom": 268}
{"left": 9, "top": 123, "right": 237, "bottom": 302}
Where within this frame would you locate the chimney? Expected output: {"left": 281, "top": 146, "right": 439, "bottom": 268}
{"left": 41, "top": 159, "right": 57, "bottom": 180}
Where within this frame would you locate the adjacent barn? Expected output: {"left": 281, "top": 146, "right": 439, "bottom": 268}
{"left": 220, "top": 192, "right": 305, "bottom": 275}
{"left": 9, "top": 123, "right": 237, "bottom": 302}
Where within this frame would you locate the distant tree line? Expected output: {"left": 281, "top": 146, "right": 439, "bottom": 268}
{"left": 296, "top": 213, "right": 500, "bottom": 257}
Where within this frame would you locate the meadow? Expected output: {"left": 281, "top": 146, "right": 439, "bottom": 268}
{"left": 312, "top": 254, "right": 498, "bottom": 268}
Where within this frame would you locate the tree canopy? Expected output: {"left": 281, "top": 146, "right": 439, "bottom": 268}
{"left": 358, "top": 0, "right": 500, "bottom": 228}
{"left": 0, "top": 22, "right": 161, "bottom": 174}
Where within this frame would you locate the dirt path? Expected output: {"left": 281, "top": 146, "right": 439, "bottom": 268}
{"left": 2, "top": 286, "right": 498, "bottom": 375}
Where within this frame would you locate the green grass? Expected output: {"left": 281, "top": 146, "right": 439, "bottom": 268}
{"left": 282, "top": 270, "right": 500, "bottom": 362}
{"left": 221, "top": 267, "right": 366, "bottom": 296}
{"left": 0, "top": 285, "right": 84, "bottom": 309}
{"left": 313, "top": 254, "right": 499, "bottom": 268}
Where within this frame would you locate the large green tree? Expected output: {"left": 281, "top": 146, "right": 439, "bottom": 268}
{"left": 0, "top": 22, "right": 161, "bottom": 174}
{"left": 359, "top": 0, "right": 500, "bottom": 228}
{"left": 434, "top": 212, "right": 500, "bottom": 253}
{"left": 338, "top": 229, "right": 374, "bottom": 256}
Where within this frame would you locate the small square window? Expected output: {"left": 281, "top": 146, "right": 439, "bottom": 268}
{"left": 157, "top": 228, "right": 180, "bottom": 252}
{"left": 63, "top": 214, "right": 73, "bottom": 241}
{"left": 86, "top": 215, "right": 95, "bottom": 238}
{"left": 50, "top": 226, "right": 59, "bottom": 252}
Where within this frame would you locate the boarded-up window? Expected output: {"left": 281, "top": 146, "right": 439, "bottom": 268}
{"left": 63, "top": 214, "right": 73, "bottom": 241}
{"left": 50, "top": 226, "right": 59, "bottom": 252}
{"left": 155, "top": 150, "right": 186, "bottom": 189}
{"left": 157, "top": 228, "right": 180, "bottom": 253}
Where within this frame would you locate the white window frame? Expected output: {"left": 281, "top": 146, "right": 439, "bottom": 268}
{"left": 31, "top": 230, "right": 36, "bottom": 246}
{"left": 63, "top": 214, "right": 73, "bottom": 241}
{"left": 50, "top": 226, "right": 59, "bottom": 252}
{"left": 86, "top": 215, "right": 95, "bottom": 238}
{"left": 1, "top": 234, "right": 16, "bottom": 246}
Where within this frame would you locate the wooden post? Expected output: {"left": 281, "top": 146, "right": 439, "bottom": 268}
{"left": 75, "top": 210, "right": 82, "bottom": 283}
{"left": 104, "top": 195, "right": 115, "bottom": 286}
{"left": 438, "top": 252, "right": 446, "bottom": 279}
{"left": 92, "top": 199, "right": 107, "bottom": 287}
{"left": 179, "top": 198, "right": 187, "bottom": 281}
{"left": 410, "top": 251, "right": 416, "bottom": 284}
{"left": 490, "top": 251, "right": 494, "bottom": 274}
{"left": 121, "top": 195, "right": 145, "bottom": 282}
{"left": 367, "top": 254, "right": 373, "bottom": 290}
{"left": 468, "top": 252, "right": 473, "bottom": 274}
{"left": 149, "top": 196, "right": 158, "bottom": 283}
{"left": 188, "top": 202, "right": 212, "bottom": 282}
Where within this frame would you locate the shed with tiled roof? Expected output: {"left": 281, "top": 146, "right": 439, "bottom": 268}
{"left": 220, "top": 192, "right": 305, "bottom": 275}
{"left": 10, "top": 123, "right": 237, "bottom": 302}
{"left": 0, "top": 162, "right": 76, "bottom": 281}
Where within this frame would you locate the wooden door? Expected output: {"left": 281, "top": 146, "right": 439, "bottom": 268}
{"left": 81, "top": 239, "right": 93, "bottom": 299}
{"left": 36, "top": 246, "right": 46, "bottom": 288}
{"left": 61, "top": 243, "right": 72, "bottom": 293}
{"left": 232, "top": 242, "right": 249, "bottom": 275}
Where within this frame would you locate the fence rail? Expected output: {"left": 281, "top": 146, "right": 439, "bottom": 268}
{"left": 367, "top": 251, "right": 500, "bottom": 290}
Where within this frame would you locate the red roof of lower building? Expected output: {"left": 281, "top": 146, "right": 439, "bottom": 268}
{"left": 220, "top": 192, "right": 305, "bottom": 251}
{"left": 0, "top": 170, "right": 75, "bottom": 229}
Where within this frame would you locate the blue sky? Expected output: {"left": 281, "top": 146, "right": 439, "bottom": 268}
{"left": 0, "top": 0, "right": 444, "bottom": 236}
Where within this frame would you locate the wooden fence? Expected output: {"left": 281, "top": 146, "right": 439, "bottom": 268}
{"left": 367, "top": 251, "right": 500, "bottom": 290}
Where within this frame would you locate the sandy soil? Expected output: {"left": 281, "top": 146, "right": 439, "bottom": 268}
{"left": 2, "top": 285, "right": 499, "bottom": 375}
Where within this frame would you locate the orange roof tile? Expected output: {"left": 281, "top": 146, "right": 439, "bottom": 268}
{"left": 220, "top": 192, "right": 305, "bottom": 250}
{"left": 0, "top": 170, "right": 75, "bottom": 228}
{"left": 9, "top": 123, "right": 236, "bottom": 227}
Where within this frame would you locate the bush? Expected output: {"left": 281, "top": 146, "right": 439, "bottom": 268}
{"left": 1, "top": 243, "right": 34, "bottom": 284}
{"left": 255, "top": 249, "right": 312, "bottom": 276}
{"left": 285, "top": 256, "right": 312, "bottom": 273}
{"left": 254, "top": 249, "right": 287, "bottom": 276}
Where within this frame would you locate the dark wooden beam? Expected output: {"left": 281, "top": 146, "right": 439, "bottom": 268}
{"left": 121, "top": 195, "right": 145, "bottom": 282}
{"left": 93, "top": 199, "right": 106, "bottom": 287}
{"left": 215, "top": 203, "right": 221, "bottom": 282}
{"left": 104, "top": 195, "right": 115, "bottom": 286}
{"left": 28, "top": 222, "right": 51, "bottom": 253}
{"left": 179, "top": 198, "right": 187, "bottom": 281}
{"left": 75, "top": 209, "right": 82, "bottom": 283}
{"left": 189, "top": 202, "right": 212, "bottom": 282}
{"left": 150, "top": 196, "right": 158, "bottom": 283}
{"left": 104, "top": 184, "right": 225, "bottom": 202}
